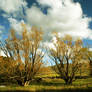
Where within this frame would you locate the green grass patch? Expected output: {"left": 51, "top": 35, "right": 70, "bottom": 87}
{"left": 0, "top": 77, "right": 92, "bottom": 91}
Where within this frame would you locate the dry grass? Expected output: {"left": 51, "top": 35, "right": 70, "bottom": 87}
{"left": 0, "top": 77, "right": 92, "bottom": 92}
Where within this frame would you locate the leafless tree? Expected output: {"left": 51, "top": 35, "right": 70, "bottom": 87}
{"left": 0, "top": 24, "right": 44, "bottom": 86}
{"left": 49, "top": 34, "right": 85, "bottom": 84}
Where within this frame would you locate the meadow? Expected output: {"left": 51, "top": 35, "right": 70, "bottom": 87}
{"left": 0, "top": 77, "right": 92, "bottom": 92}
{"left": 0, "top": 68, "right": 92, "bottom": 92}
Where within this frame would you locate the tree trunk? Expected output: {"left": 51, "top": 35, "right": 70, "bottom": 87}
{"left": 64, "top": 77, "right": 73, "bottom": 85}
{"left": 90, "top": 68, "right": 92, "bottom": 76}
{"left": 90, "top": 61, "right": 92, "bottom": 76}
{"left": 17, "top": 80, "right": 24, "bottom": 86}
{"left": 24, "top": 81, "right": 30, "bottom": 86}
{"left": 65, "top": 80, "right": 72, "bottom": 85}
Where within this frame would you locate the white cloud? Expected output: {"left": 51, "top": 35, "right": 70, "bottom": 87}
{"left": 1, "top": 0, "right": 92, "bottom": 42}
{"left": 43, "top": 41, "right": 56, "bottom": 50}
{"left": 0, "top": 25, "right": 4, "bottom": 30}
{"left": 8, "top": 17, "right": 32, "bottom": 35}
{"left": 8, "top": 18, "right": 24, "bottom": 35}
{"left": 0, "top": 25, "right": 5, "bottom": 34}
{"left": 0, "top": 50, "right": 6, "bottom": 57}
{"left": 89, "top": 48, "right": 92, "bottom": 51}
{"left": 0, "top": 0, "right": 27, "bottom": 14}
{"left": 26, "top": 6, "right": 46, "bottom": 26}
{"left": 26, "top": 0, "right": 92, "bottom": 40}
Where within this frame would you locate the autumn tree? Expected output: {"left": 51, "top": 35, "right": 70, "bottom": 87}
{"left": 78, "top": 45, "right": 92, "bottom": 76}
{"left": 49, "top": 34, "right": 85, "bottom": 84}
{"left": 84, "top": 48, "right": 92, "bottom": 76}
{"left": 0, "top": 24, "right": 44, "bottom": 86}
{"left": 87, "top": 51, "right": 92, "bottom": 76}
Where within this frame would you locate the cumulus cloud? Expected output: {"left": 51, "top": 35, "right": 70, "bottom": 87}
{"left": 26, "top": 0, "right": 92, "bottom": 40}
{"left": 0, "top": 50, "right": 6, "bottom": 57}
{"left": 89, "top": 48, "right": 92, "bottom": 51}
{"left": 8, "top": 17, "right": 32, "bottom": 36}
{"left": 8, "top": 18, "right": 24, "bottom": 35}
{"left": 0, "top": 0, "right": 92, "bottom": 42}
{"left": 0, "top": 0, "right": 92, "bottom": 65}
{"left": 0, "top": 25, "right": 4, "bottom": 29}
{"left": 0, "top": 0, "right": 27, "bottom": 35}
{"left": 0, "top": 25, "right": 6, "bottom": 40}
{"left": 0, "top": 0, "right": 27, "bottom": 14}
{"left": 0, "top": 25, "right": 5, "bottom": 34}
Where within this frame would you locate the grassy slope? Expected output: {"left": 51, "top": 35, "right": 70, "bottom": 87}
{"left": 0, "top": 78, "right": 92, "bottom": 91}
{"left": 0, "top": 64, "right": 91, "bottom": 92}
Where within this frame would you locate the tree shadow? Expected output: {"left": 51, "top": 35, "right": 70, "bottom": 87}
{"left": 0, "top": 91, "right": 30, "bottom": 92}
{"left": 30, "top": 80, "right": 65, "bottom": 86}
{"left": 37, "top": 88, "right": 92, "bottom": 92}
{"left": 1, "top": 88, "right": 92, "bottom": 92}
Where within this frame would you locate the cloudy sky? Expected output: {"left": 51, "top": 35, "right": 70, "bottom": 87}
{"left": 0, "top": 0, "right": 92, "bottom": 46}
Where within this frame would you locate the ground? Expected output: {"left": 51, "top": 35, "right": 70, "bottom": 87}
{"left": 0, "top": 77, "right": 92, "bottom": 92}
{"left": 0, "top": 66, "right": 91, "bottom": 92}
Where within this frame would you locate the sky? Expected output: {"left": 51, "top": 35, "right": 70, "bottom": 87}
{"left": 0, "top": 0, "right": 92, "bottom": 46}
{"left": 0, "top": 0, "right": 92, "bottom": 65}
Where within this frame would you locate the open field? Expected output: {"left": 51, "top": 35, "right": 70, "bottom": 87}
{"left": 0, "top": 66, "right": 92, "bottom": 92}
{"left": 0, "top": 77, "right": 92, "bottom": 92}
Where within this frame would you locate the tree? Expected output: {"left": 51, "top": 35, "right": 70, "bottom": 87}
{"left": 0, "top": 24, "right": 44, "bottom": 86}
{"left": 79, "top": 45, "right": 92, "bottom": 76}
{"left": 85, "top": 49, "right": 92, "bottom": 76}
{"left": 49, "top": 34, "right": 85, "bottom": 84}
{"left": 88, "top": 51, "right": 92, "bottom": 76}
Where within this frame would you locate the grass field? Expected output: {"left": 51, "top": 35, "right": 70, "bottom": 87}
{"left": 0, "top": 77, "right": 92, "bottom": 92}
{"left": 0, "top": 67, "right": 92, "bottom": 92}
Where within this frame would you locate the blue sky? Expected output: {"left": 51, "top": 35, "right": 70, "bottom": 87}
{"left": 74, "top": 0, "right": 92, "bottom": 28}
{"left": 0, "top": 0, "right": 92, "bottom": 47}
{"left": 75, "top": 0, "right": 92, "bottom": 47}
{"left": 0, "top": 0, "right": 92, "bottom": 65}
